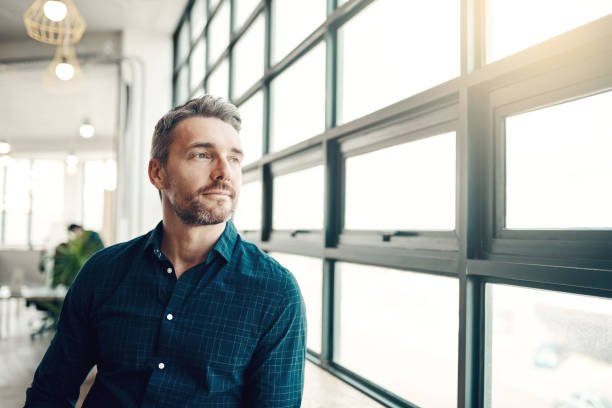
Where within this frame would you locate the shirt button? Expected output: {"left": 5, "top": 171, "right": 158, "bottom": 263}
{"left": 166, "top": 267, "right": 173, "bottom": 274}
{"left": 158, "top": 362, "right": 165, "bottom": 370}
{"left": 166, "top": 313, "right": 173, "bottom": 321}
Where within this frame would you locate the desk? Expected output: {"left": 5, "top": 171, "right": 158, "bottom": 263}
{"left": 0, "top": 286, "right": 66, "bottom": 338}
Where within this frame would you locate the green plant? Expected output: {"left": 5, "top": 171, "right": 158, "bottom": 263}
{"left": 51, "top": 231, "right": 102, "bottom": 288}
{"left": 33, "top": 231, "right": 104, "bottom": 333}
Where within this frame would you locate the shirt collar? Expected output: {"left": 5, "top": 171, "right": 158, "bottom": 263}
{"left": 144, "top": 220, "right": 238, "bottom": 263}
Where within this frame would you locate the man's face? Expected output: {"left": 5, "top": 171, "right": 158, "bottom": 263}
{"left": 161, "top": 116, "right": 243, "bottom": 226}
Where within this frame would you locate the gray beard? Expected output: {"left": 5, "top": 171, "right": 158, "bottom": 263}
{"left": 172, "top": 197, "right": 235, "bottom": 226}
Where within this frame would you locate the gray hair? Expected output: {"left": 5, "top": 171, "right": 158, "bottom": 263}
{"left": 151, "top": 95, "right": 241, "bottom": 167}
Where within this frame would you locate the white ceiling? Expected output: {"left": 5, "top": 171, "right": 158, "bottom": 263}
{"left": 0, "top": 0, "right": 188, "bottom": 158}
{"left": 0, "top": 62, "right": 119, "bottom": 137}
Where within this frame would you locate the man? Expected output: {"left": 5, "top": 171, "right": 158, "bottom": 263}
{"left": 25, "top": 95, "right": 307, "bottom": 407}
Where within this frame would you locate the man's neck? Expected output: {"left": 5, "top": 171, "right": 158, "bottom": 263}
{"left": 160, "top": 210, "right": 226, "bottom": 279}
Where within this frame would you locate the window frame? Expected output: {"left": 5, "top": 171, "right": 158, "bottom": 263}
{"left": 172, "top": 1, "right": 612, "bottom": 407}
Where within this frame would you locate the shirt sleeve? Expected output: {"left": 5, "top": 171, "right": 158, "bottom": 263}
{"left": 242, "top": 277, "right": 307, "bottom": 408}
{"left": 24, "top": 258, "right": 98, "bottom": 408}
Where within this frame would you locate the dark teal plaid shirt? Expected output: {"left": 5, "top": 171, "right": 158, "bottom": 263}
{"left": 26, "top": 221, "right": 306, "bottom": 407}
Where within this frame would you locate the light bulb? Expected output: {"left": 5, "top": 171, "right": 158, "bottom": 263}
{"left": 79, "top": 123, "right": 95, "bottom": 138}
{"left": 66, "top": 154, "right": 79, "bottom": 166}
{"left": 55, "top": 62, "right": 75, "bottom": 80}
{"left": 0, "top": 141, "right": 10, "bottom": 154}
{"left": 43, "top": 1, "right": 67, "bottom": 22}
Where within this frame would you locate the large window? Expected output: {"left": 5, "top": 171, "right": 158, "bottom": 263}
{"left": 269, "top": 253, "right": 323, "bottom": 354}
{"left": 344, "top": 132, "right": 456, "bottom": 231}
{"left": 505, "top": 91, "right": 612, "bottom": 230}
{"left": 337, "top": 263, "right": 458, "bottom": 407}
{"left": 485, "top": 284, "right": 612, "bottom": 408}
{"left": 270, "top": 42, "right": 326, "bottom": 152}
{"left": 486, "top": 0, "right": 612, "bottom": 62}
{"left": 338, "top": 0, "right": 460, "bottom": 124}
{"left": 174, "top": 1, "right": 612, "bottom": 407}
{"left": 0, "top": 158, "right": 115, "bottom": 248}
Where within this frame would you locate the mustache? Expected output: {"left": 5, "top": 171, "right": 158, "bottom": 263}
{"left": 196, "top": 181, "right": 236, "bottom": 197}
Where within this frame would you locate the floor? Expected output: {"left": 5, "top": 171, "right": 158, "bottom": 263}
{"left": 0, "top": 297, "right": 383, "bottom": 407}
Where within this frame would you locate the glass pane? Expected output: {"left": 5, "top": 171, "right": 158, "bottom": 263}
{"left": 273, "top": 165, "right": 324, "bottom": 230}
{"left": 4, "top": 159, "right": 30, "bottom": 215}
{"left": 270, "top": 43, "right": 325, "bottom": 152}
{"left": 176, "top": 66, "right": 189, "bottom": 105}
{"left": 189, "top": 38, "right": 205, "bottom": 92}
{"left": 210, "top": 0, "right": 222, "bottom": 12}
{"left": 83, "top": 160, "right": 106, "bottom": 232}
{"left": 176, "top": 21, "right": 190, "bottom": 65}
{"left": 5, "top": 212, "right": 29, "bottom": 247}
{"left": 232, "top": 13, "right": 265, "bottom": 100}
{"left": 338, "top": 0, "right": 460, "bottom": 124}
{"left": 191, "top": 86, "right": 205, "bottom": 99}
{"left": 190, "top": 0, "right": 206, "bottom": 41}
{"left": 345, "top": 132, "right": 456, "bottom": 230}
{"left": 31, "top": 160, "right": 64, "bottom": 247}
{"left": 4, "top": 159, "right": 31, "bottom": 247}
{"left": 209, "top": 1, "right": 230, "bottom": 65}
{"left": 104, "top": 159, "right": 117, "bottom": 192}
{"left": 235, "top": 0, "right": 261, "bottom": 32}
{"left": 269, "top": 252, "right": 323, "bottom": 354}
{"left": 238, "top": 91, "right": 263, "bottom": 165}
{"left": 272, "top": 0, "right": 326, "bottom": 63}
{"left": 336, "top": 263, "right": 459, "bottom": 407}
{"left": 486, "top": 284, "right": 612, "bottom": 408}
{"left": 505, "top": 91, "right": 612, "bottom": 229}
{"left": 233, "top": 180, "right": 261, "bottom": 231}
{"left": 487, "top": 0, "right": 612, "bottom": 63}
{"left": 207, "top": 58, "right": 229, "bottom": 100}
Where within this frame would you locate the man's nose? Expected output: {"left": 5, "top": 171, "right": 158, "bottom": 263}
{"left": 211, "top": 158, "right": 231, "bottom": 181}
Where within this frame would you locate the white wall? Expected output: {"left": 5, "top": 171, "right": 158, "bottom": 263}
{"left": 115, "top": 29, "right": 172, "bottom": 242}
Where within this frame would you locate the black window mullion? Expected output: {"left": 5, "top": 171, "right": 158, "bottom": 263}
{"left": 320, "top": 259, "right": 335, "bottom": 365}
{"left": 228, "top": 0, "right": 235, "bottom": 100}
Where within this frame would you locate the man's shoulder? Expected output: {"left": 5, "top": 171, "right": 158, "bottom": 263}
{"left": 75, "top": 233, "right": 148, "bottom": 284}
{"left": 233, "top": 239, "right": 302, "bottom": 300}
{"left": 88, "top": 233, "right": 147, "bottom": 265}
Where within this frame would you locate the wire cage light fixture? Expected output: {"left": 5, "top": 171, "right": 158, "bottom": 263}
{"left": 23, "top": 0, "right": 86, "bottom": 45}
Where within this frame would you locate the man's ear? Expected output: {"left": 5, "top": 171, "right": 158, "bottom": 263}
{"left": 148, "top": 158, "right": 166, "bottom": 191}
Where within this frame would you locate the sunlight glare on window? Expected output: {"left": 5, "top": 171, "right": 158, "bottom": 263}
{"left": 505, "top": 90, "right": 612, "bottom": 229}
{"left": 338, "top": 0, "right": 460, "bottom": 124}
{"left": 232, "top": 13, "right": 264, "bottom": 100}
{"left": 238, "top": 91, "right": 263, "bottom": 165}
{"left": 486, "top": 0, "right": 612, "bottom": 62}
{"left": 233, "top": 180, "right": 261, "bottom": 231}
{"left": 272, "top": 0, "right": 326, "bottom": 63}
{"left": 336, "top": 263, "right": 458, "bottom": 407}
{"left": 209, "top": 1, "right": 230, "bottom": 64}
{"left": 345, "top": 132, "right": 456, "bottom": 231}
{"left": 207, "top": 58, "right": 229, "bottom": 100}
{"left": 271, "top": 43, "right": 325, "bottom": 152}
{"left": 273, "top": 166, "right": 324, "bottom": 230}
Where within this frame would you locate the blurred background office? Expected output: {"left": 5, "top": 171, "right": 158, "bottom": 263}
{"left": 1, "top": 1, "right": 611, "bottom": 407}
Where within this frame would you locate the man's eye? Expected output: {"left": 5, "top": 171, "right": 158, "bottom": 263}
{"left": 196, "top": 153, "right": 210, "bottom": 159}
{"left": 230, "top": 156, "right": 241, "bottom": 164}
